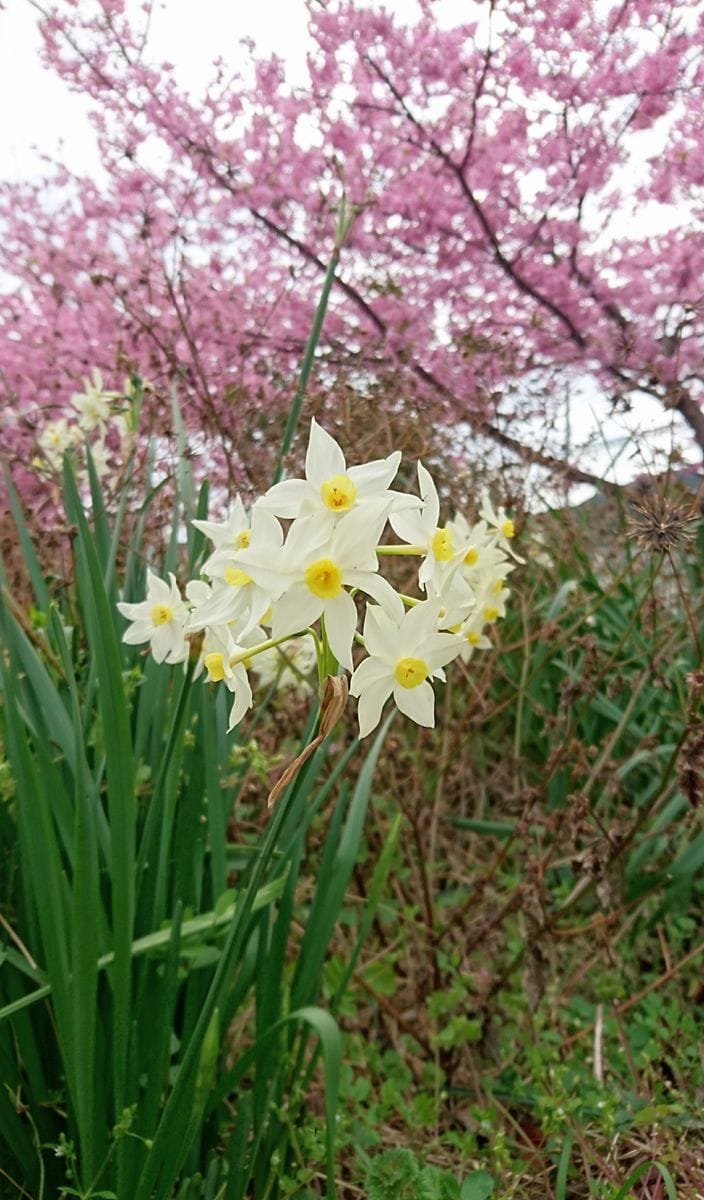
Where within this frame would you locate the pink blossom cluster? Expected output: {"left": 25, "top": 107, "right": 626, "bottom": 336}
{"left": 2, "top": 0, "right": 703, "bottom": 517}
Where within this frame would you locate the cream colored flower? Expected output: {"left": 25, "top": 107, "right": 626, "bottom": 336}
{"left": 350, "top": 600, "right": 463, "bottom": 737}
{"left": 71, "top": 369, "right": 120, "bottom": 433}
{"left": 117, "top": 571, "right": 189, "bottom": 664}
{"left": 258, "top": 417, "right": 411, "bottom": 526}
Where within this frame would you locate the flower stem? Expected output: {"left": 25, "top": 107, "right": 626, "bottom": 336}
{"left": 229, "top": 629, "right": 314, "bottom": 666}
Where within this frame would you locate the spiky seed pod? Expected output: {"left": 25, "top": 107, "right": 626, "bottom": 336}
{"left": 626, "top": 497, "right": 699, "bottom": 554}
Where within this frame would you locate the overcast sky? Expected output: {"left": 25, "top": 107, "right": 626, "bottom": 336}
{"left": 0, "top": 0, "right": 695, "bottom": 500}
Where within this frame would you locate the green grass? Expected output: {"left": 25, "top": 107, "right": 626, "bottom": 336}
{"left": 0, "top": 433, "right": 701, "bottom": 1199}
{"left": 0, "top": 450, "right": 396, "bottom": 1199}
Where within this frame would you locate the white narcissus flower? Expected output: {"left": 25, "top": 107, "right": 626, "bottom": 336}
{"left": 112, "top": 424, "right": 523, "bottom": 743}
{"left": 258, "top": 417, "right": 412, "bottom": 526}
{"left": 201, "top": 504, "right": 283, "bottom": 582}
{"left": 350, "top": 599, "right": 464, "bottom": 737}
{"left": 193, "top": 495, "right": 253, "bottom": 557}
{"left": 117, "top": 570, "right": 189, "bottom": 663}
{"left": 389, "top": 462, "right": 462, "bottom": 588}
{"left": 466, "top": 570, "right": 514, "bottom": 626}
{"left": 198, "top": 623, "right": 265, "bottom": 730}
{"left": 431, "top": 569, "right": 475, "bottom": 631}
{"left": 71, "top": 369, "right": 120, "bottom": 433}
{"left": 457, "top": 610, "right": 493, "bottom": 662}
{"left": 479, "top": 494, "right": 525, "bottom": 562}
{"left": 189, "top": 504, "right": 282, "bottom": 635}
{"left": 238, "top": 499, "right": 398, "bottom": 672}
{"left": 38, "top": 418, "right": 81, "bottom": 470}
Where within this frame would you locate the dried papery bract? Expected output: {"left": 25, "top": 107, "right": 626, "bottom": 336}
{"left": 266, "top": 674, "right": 349, "bottom": 809}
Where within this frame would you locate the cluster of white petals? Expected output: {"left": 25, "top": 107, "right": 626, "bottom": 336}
{"left": 117, "top": 419, "right": 522, "bottom": 736}
{"left": 34, "top": 369, "right": 140, "bottom": 486}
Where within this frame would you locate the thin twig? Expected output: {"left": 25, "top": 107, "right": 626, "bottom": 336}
{"left": 563, "top": 939, "right": 704, "bottom": 1048}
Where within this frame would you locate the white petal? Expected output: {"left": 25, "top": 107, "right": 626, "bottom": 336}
{"left": 165, "top": 639, "right": 189, "bottom": 665}
{"left": 151, "top": 625, "right": 181, "bottom": 664}
{"left": 418, "top": 551, "right": 437, "bottom": 589}
{"left": 186, "top": 580, "right": 211, "bottom": 605}
{"left": 122, "top": 620, "right": 152, "bottom": 645}
{"left": 388, "top": 509, "right": 427, "bottom": 546}
{"left": 239, "top": 584, "right": 274, "bottom": 638}
{"left": 332, "top": 499, "right": 389, "bottom": 568}
{"left": 347, "top": 571, "right": 404, "bottom": 621}
{"left": 393, "top": 679, "right": 435, "bottom": 727}
{"left": 227, "top": 669, "right": 253, "bottom": 730}
{"left": 417, "top": 461, "right": 440, "bottom": 530}
{"left": 117, "top": 599, "right": 150, "bottom": 621}
{"left": 231, "top": 494, "right": 248, "bottom": 528}
{"left": 233, "top": 558, "right": 287, "bottom": 598}
{"left": 386, "top": 488, "right": 424, "bottom": 514}
{"left": 305, "top": 418, "right": 346, "bottom": 485}
{"left": 257, "top": 478, "right": 313, "bottom": 519}
{"left": 401, "top": 598, "right": 442, "bottom": 645}
{"left": 187, "top": 585, "right": 248, "bottom": 631}
{"left": 272, "top": 585, "right": 323, "bottom": 640}
{"left": 423, "top": 632, "right": 465, "bottom": 672}
{"left": 356, "top": 677, "right": 394, "bottom": 738}
{"left": 192, "top": 496, "right": 248, "bottom": 546}
{"left": 250, "top": 506, "right": 285, "bottom": 547}
{"left": 146, "top": 569, "right": 171, "bottom": 602}
{"left": 362, "top": 603, "right": 401, "bottom": 660}
{"left": 322, "top": 590, "right": 358, "bottom": 672}
{"left": 347, "top": 451, "right": 401, "bottom": 495}
{"left": 284, "top": 512, "right": 333, "bottom": 563}
{"left": 350, "top": 655, "right": 391, "bottom": 695}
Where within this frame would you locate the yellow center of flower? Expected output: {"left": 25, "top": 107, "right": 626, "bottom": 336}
{"left": 500, "top": 518, "right": 515, "bottom": 539}
{"left": 467, "top": 631, "right": 480, "bottom": 645}
{"left": 224, "top": 566, "right": 251, "bottom": 587}
{"left": 151, "top": 604, "right": 172, "bottom": 626}
{"left": 483, "top": 606, "right": 499, "bottom": 623}
{"left": 320, "top": 474, "right": 357, "bottom": 513}
{"left": 431, "top": 527, "right": 454, "bottom": 561}
{"left": 493, "top": 577, "right": 505, "bottom": 594}
{"left": 204, "top": 651, "right": 226, "bottom": 682}
{"left": 236, "top": 529, "right": 250, "bottom": 549}
{"left": 464, "top": 547, "right": 478, "bottom": 566}
{"left": 393, "top": 656, "right": 428, "bottom": 689}
{"left": 304, "top": 558, "right": 343, "bottom": 599}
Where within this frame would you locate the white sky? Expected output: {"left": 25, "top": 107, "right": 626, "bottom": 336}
{"left": 0, "top": 0, "right": 697, "bottom": 502}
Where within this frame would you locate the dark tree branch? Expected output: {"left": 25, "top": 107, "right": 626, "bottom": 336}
{"left": 365, "top": 56, "right": 589, "bottom": 349}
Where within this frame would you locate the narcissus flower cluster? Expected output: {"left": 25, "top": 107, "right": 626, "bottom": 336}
{"left": 117, "top": 420, "right": 522, "bottom": 736}
{"left": 34, "top": 370, "right": 142, "bottom": 486}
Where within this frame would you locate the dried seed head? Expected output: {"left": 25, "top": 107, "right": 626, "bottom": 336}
{"left": 626, "top": 496, "right": 699, "bottom": 553}
{"left": 679, "top": 726, "right": 704, "bottom": 808}
{"left": 685, "top": 669, "right": 704, "bottom": 704}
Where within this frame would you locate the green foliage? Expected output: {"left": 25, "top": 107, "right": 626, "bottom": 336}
{"left": 366, "top": 1148, "right": 438, "bottom": 1200}
{"left": 0, "top": 453, "right": 393, "bottom": 1199}
{"left": 320, "top": 489, "right": 703, "bottom": 1196}
{"left": 1, "top": 419, "right": 702, "bottom": 1200}
{"left": 365, "top": 1149, "right": 495, "bottom": 1200}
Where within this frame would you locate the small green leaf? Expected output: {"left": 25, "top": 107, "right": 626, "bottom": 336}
{"left": 460, "top": 1170, "right": 495, "bottom": 1200}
